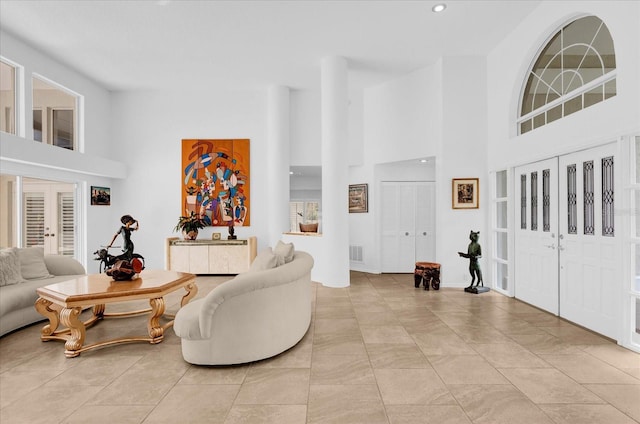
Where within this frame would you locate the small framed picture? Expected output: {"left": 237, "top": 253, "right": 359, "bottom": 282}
{"left": 91, "top": 186, "right": 111, "bottom": 206}
{"left": 349, "top": 183, "right": 368, "bottom": 213}
{"left": 212, "top": 233, "right": 221, "bottom": 240}
{"left": 452, "top": 178, "right": 479, "bottom": 209}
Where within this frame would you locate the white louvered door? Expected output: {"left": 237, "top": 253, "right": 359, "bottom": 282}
{"left": 22, "top": 181, "right": 75, "bottom": 255}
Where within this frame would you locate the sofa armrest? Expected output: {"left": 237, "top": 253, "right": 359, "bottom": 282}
{"left": 197, "top": 251, "right": 313, "bottom": 338}
{"left": 44, "top": 255, "right": 86, "bottom": 276}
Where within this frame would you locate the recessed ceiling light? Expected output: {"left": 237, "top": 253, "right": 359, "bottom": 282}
{"left": 432, "top": 4, "right": 446, "bottom": 13}
{"left": 289, "top": 171, "right": 294, "bottom": 175}
{"left": 420, "top": 159, "right": 428, "bottom": 163}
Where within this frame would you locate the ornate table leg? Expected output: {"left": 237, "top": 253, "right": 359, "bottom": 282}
{"left": 180, "top": 282, "right": 198, "bottom": 306}
{"left": 59, "top": 307, "right": 85, "bottom": 358}
{"left": 93, "top": 304, "right": 105, "bottom": 319}
{"left": 35, "top": 297, "right": 60, "bottom": 338}
{"left": 148, "top": 297, "right": 166, "bottom": 343}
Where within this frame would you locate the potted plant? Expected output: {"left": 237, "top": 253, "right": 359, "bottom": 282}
{"left": 174, "top": 212, "right": 208, "bottom": 240}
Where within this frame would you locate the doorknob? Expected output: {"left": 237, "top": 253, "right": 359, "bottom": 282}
{"left": 422, "top": 232, "right": 427, "bottom": 236}
{"left": 405, "top": 232, "right": 409, "bottom": 236}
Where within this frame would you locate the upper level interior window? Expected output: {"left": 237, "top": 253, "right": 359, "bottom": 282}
{"left": 0, "top": 59, "right": 16, "bottom": 135}
{"left": 32, "top": 76, "right": 77, "bottom": 150}
{"left": 518, "top": 15, "right": 616, "bottom": 134}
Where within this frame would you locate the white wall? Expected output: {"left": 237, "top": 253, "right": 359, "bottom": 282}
{"left": 290, "top": 90, "right": 321, "bottom": 166}
{"left": 354, "top": 67, "right": 442, "bottom": 275}
{"left": 0, "top": 31, "right": 115, "bottom": 159}
{"left": 487, "top": 1, "right": 640, "bottom": 169}
{"left": 355, "top": 58, "right": 488, "bottom": 286}
{"left": 110, "top": 89, "right": 272, "bottom": 269}
{"left": 437, "top": 56, "right": 489, "bottom": 287}
{"left": 6, "top": 1, "right": 634, "bottom": 289}
{"left": 364, "top": 66, "right": 440, "bottom": 165}
{"left": 0, "top": 30, "right": 124, "bottom": 269}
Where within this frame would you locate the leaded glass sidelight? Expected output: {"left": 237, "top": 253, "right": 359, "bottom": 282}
{"left": 602, "top": 156, "right": 614, "bottom": 236}
{"left": 584, "top": 161, "right": 595, "bottom": 235}
{"left": 567, "top": 164, "right": 577, "bottom": 234}
{"left": 531, "top": 172, "right": 538, "bottom": 231}
{"left": 543, "top": 169, "right": 550, "bottom": 232}
{"left": 518, "top": 16, "right": 616, "bottom": 134}
{"left": 521, "top": 174, "right": 527, "bottom": 229}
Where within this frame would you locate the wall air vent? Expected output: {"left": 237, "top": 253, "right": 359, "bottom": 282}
{"left": 349, "top": 245, "right": 363, "bottom": 262}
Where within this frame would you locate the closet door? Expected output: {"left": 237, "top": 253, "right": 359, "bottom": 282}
{"left": 415, "top": 182, "right": 436, "bottom": 262}
{"left": 381, "top": 181, "right": 435, "bottom": 273}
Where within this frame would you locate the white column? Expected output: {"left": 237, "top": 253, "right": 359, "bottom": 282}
{"left": 321, "top": 56, "right": 350, "bottom": 287}
{"left": 267, "top": 85, "right": 290, "bottom": 247}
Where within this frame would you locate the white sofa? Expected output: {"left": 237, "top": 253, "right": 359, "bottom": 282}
{"left": 0, "top": 247, "right": 86, "bottom": 337}
{"left": 174, "top": 248, "right": 313, "bottom": 365}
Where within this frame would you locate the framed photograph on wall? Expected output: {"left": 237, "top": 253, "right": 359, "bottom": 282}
{"left": 452, "top": 178, "right": 479, "bottom": 209}
{"left": 90, "top": 186, "right": 111, "bottom": 206}
{"left": 349, "top": 183, "right": 368, "bottom": 213}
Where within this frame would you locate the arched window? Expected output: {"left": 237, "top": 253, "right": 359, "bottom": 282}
{"left": 518, "top": 16, "right": 616, "bottom": 134}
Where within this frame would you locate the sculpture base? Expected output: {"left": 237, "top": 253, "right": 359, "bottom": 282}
{"left": 464, "top": 286, "right": 490, "bottom": 294}
{"left": 227, "top": 235, "right": 237, "bottom": 240}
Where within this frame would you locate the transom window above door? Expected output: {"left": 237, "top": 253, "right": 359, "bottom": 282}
{"left": 518, "top": 15, "right": 616, "bottom": 134}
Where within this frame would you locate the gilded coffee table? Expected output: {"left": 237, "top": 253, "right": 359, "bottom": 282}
{"left": 35, "top": 270, "right": 197, "bottom": 357}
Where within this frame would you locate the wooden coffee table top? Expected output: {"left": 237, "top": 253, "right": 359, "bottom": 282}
{"left": 36, "top": 269, "right": 196, "bottom": 307}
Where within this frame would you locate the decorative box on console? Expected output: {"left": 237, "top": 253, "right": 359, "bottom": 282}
{"left": 165, "top": 237, "right": 257, "bottom": 275}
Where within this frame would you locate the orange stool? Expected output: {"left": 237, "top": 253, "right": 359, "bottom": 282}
{"left": 414, "top": 262, "right": 441, "bottom": 290}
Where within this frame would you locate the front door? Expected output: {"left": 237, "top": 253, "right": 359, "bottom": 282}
{"left": 514, "top": 144, "right": 621, "bottom": 340}
{"left": 558, "top": 143, "right": 619, "bottom": 339}
{"left": 514, "top": 158, "right": 559, "bottom": 314}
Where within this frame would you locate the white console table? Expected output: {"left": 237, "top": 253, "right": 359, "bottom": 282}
{"left": 165, "top": 237, "right": 257, "bottom": 274}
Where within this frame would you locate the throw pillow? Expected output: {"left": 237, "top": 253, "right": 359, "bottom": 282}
{"left": 0, "top": 247, "right": 24, "bottom": 287}
{"left": 274, "top": 240, "right": 295, "bottom": 263}
{"left": 249, "top": 248, "right": 279, "bottom": 272}
{"left": 17, "top": 246, "right": 52, "bottom": 280}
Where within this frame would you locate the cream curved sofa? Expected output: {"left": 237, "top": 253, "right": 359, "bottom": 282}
{"left": 173, "top": 250, "right": 313, "bottom": 365}
{"left": 1, "top": 249, "right": 86, "bottom": 337}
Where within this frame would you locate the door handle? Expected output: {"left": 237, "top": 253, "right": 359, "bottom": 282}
{"left": 422, "top": 232, "right": 427, "bottom": 236}
{"left": 544, "top": 243, "right": 555, "bottom": 249}
{"left": 405, "top": 232, "right": 409, "bottom": 236}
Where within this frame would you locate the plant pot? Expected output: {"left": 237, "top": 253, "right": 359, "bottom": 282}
{"left": 299, "top": 223, "right": 318, "bottom": 233}
{"left": 182, "top": 229, "right": 199, "bottom": 240}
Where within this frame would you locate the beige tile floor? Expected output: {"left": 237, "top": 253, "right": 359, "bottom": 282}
{"left": 1, "top": 272, "right": 639, "bottom": 424}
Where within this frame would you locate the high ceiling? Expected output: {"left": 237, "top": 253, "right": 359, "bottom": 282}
{"left": 0, "top": 0, "right": 542, "bottom": 92}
